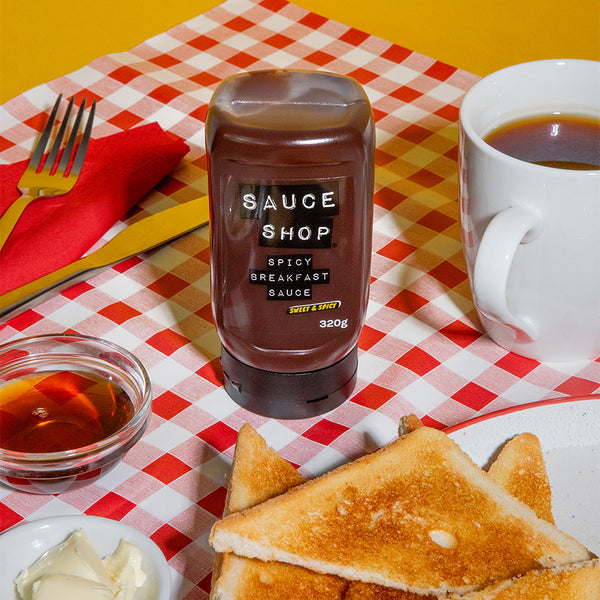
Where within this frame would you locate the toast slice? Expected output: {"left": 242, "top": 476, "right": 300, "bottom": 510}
{"left": 399, "top": 417, "right": 554, "bottom": 523}
{"left": 344, "top": 429, "right": 557, "bottom": 599}
{"left": 210, "top": 426, "right": 590, "bottom": 595}
{"left": 213, "top": 424, "right": 555, "bottom": 600}
{"left": 210, "top": 424, "right": 348, "bottom": 600}
{"left": 224, "top": 423, "right": 305, "bottom": 514}
{"left": 455, "top": 558, "right": 600, "bottom": 600}
{"left": 345, "top": 559, "right": 600, "bottom": 600}
{"left": 488, "top": 432, "right": 554, "bottom": 524}
{"left": 344, "top": 580, "right": 434, "bottom": 600}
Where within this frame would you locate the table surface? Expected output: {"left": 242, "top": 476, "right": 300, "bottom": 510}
{"left": 1, "top": 0, "right": 599, "bottom": 598}
{"left": 1, "top": 0, "right": 599, "bottom": 103}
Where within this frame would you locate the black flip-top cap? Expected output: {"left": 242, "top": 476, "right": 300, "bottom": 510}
{"left": 220, "top": 346, "right": 358, "bottom": 419}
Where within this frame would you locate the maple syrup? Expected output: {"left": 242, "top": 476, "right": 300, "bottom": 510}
{"left": 0, "top": 370, "right": 134, "bottom": 453}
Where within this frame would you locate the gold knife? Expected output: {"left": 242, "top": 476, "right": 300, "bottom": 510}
{"left": 0, "top": 195, "right": 210, "bottom": 321}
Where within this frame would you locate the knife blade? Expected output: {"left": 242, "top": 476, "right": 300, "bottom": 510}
{"left": 0, "top": 195, "right": 210, "bottom": 321}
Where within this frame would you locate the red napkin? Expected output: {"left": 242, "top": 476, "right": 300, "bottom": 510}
{"left": 0, "top": 122, "right": 189, "bottom": 295}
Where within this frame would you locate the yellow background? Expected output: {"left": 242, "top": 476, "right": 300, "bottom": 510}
{"left": 1, "top": 0, "right": 599, "bottom": 103}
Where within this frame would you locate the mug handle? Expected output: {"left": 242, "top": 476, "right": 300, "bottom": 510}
{"left": 473, "top": 205, "right": 543, "bottom": 342}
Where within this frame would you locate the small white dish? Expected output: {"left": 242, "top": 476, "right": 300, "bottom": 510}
{"left": 0, "top": 515, "right": 171, "bottom": 600}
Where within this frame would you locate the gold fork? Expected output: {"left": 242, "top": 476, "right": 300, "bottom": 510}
{"left": 0, "top": 94, "right": 96, "bottom": 250}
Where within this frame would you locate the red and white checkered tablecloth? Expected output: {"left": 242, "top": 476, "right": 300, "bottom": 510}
{"left": 1, "top": 0, "right": 599, "bottom": 597}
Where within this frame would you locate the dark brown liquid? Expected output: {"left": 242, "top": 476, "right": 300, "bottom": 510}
{"left": 0, "top": 371, "right": 134, "bottom": 452}
{"left": 485, "top": 114, "right": 600, "bottom": 170}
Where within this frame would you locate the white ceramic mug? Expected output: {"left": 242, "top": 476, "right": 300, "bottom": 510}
{"left": 459, "top": 59, "right": 600, "bottom": 361}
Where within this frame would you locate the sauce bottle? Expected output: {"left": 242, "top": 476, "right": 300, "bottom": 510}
{"left": 206, "top": 69, "right": 374, "bottom": 418}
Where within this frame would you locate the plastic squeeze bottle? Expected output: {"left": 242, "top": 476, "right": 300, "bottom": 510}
{"left": 206, "top": 69, "right": 374, "bottom": 418}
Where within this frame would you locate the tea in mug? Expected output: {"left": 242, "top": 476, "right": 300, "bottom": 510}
{"left": 485, "top": 113, "right": 600, "bottom": 170}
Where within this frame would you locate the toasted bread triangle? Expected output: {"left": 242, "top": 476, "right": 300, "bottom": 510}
{"left": 455, "top": 558, "right": 600, "bottom": 600}
{"left": 344, "top": 430, "right": 557, "bottom": 599}
{"left": 345, "top": 559, "right": 600, "bottom": 600}
{"left": 225, "top": 423, "right": 304, "bottom": 514}
{"left": 210, "top": 426, "right": 590, "bottom": 594}
{"left": 399, "top": 417, "right": 554, "bottom": 524}
{"left": 213, "top": 555, "right": 348, "bottom": 600}
{"left": 211, "top": 424, "right": 348, "bottom": 600}
{"left": 488, "top": 432, "right": 554, "bottom": 524}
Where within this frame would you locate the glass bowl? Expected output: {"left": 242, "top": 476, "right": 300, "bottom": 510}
{"left": 0, "top": 334, "right": 152, "bottom": 494}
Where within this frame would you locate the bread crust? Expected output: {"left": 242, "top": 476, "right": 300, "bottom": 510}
{"left": 487, "top": 433, "right": 554, "bottom": 524}
{"left": 214, "top": 554, "right": 348, "bottom": 599}
{"left": 454, "top": 559, "right": 600, "bottom": 600}
{"left": 344, "top": 561, "right": 600, "bottom": 600}
{"left": 210, "top": 427, "right": 590, "bottom": 594}
{"left": 397, "top": 414, "right": 424, "bottom": 436}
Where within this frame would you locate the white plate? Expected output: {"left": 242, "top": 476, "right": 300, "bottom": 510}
{"left": 446, "top": 395, "right": 600, "bottom": 555}
{"left": 0, "top": 515, "right": 171, "bottom": 600}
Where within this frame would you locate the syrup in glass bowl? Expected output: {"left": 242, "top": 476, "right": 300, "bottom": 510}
{"left": 0, "top": 370, "right": 135, "bottom": 453}
{"left": 0, "top": 334, "right": 151, "bottom": 494}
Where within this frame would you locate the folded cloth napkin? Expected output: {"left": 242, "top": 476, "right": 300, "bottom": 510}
{"left": 0, "top": 122, "right": 189, "bottom": 296}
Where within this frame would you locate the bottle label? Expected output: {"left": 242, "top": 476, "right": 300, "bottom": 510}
{"left": 249, "top": 254, "right": 330, "bottom": 300}
{"left": 239, "top": 182, "right": 339, "bottom": 249}
{"left": 241, "top": 181, "right": 341, "bottom": 301}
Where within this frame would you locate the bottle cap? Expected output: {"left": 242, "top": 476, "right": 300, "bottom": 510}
{"left": 220, "top": 345, "right": 358, "bottom": 419}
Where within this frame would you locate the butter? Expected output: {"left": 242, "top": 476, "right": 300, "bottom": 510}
{"left": 15, "top": 530, "right": 146, "bottom": 600}
{"left": 102, "top": 540, "right": 147, "bottom": 600}
{"left": 15, "top": 530, "right": 115, "bottom": 600}
{"left": 31, "top": 575, "right": 114, "bottom": 600}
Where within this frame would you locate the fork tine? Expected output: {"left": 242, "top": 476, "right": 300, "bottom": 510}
{"left": 56, "top": 97, "right": 86, "bottom": 173}
{"left": 27, "top": 94, "right": 63, "bottom": 170}
{"left": 44, "top": 96, "right": 75, "bottom": 171}
{"left": 66, "top": 99, "right": 96, "bottom": 177}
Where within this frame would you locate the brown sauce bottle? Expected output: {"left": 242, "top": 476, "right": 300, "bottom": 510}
{"left": 206, "top": 70, "right": 374, "bottom": 418}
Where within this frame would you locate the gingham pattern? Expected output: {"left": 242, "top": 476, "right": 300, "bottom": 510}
{"left": 1, "top": 0, "right": 599, "bottom": 596}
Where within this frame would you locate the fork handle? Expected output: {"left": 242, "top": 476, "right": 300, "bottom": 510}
{"left": 0, "top": 194, "right": 34, "bottom": 251}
